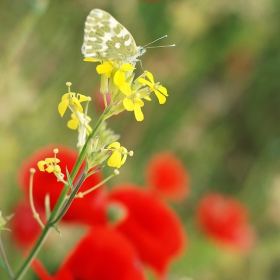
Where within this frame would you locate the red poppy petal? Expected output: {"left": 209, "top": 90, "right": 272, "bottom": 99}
{"left": 17, "top": 145, "right": 107, "bottom": 226}
{"left": 196, "top": 193, "right": 256, "bottom": 251}
{"left": 109, "top": 184, "right": 186, "bottom": 276}
{"left": 56, "top": 226, "right": 147, "bottom": 280}
{"left": 145, "top": 152, "right": 189, "bottom": 201}
{"left": 11, "top": 200, "right": 45, "bottom": 248}
{"left": 32, "top": 258, "right": 55, "bottom": 280}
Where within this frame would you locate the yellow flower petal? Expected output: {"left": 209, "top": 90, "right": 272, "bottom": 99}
{"left": 96, "top": 63, "right": 113, "bottom": 75}
{"left": 114, "top": 70, "right": 126, "bottom": 86}
{"left": 120, "top": 63, "right": 135, "bottom": 71}
{"left": 158, "top": 86, "right": 168, "bottom": 96}
{"left": 154, "top": 90, "right": 167, "bottom": 104}
{"left": 135, "top": 98, "right": 144, "bottom": 107}
{"left": 108, "top": 151, "right": 121, "bottom": 168}
{"left": 46, "top": 165, "right": 55, "bottom": 173}
{"left": 119, "top": 147, "right": 128, "bottom": 166}
{"left": 145, "top": 71, "right": 155, "bottom": 84}
{"left": 134, "top": 103, "right": 144, "bottom": 121}
{"left": 108, "top": 142, "right": 121, "bottom": 149}
{"left": 72, "top": 98, "right": 84, "bottom": 113}
{"left": 138, "top": 78, "right": 153, "bottom": 88}
{"left": 77, "top": 94, "right": 90, "bottom": 102}
{"left": 61, "top": 93, "right": 69, "bottom": 101}
{"left": 67, "top": 117, "right": 79, "bottom": 130}
{"left": 58, "top": 100, "right": 69, "bottom": 117}
{"left": 123, "top": 98, "right": 134, "bottom": 111}
{"left": 119, "top": 82, "right": 131, "bottom": 95}
{"left": 37, "top": 161, "right": 46, "bottom": 171}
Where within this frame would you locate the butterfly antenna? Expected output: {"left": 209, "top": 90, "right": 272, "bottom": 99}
{"left": 143, "top": 35, "right": 168, "bottom": 48}
{"left": 146, "top": 44, "right": 176, "bottom": 49}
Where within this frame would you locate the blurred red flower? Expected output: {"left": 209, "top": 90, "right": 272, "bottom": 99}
{"left": 17, "top": 145, "right": 107, "bottom": 226}
{"left": 196, "top": 193, "right": 256, "bottom": 251}
{"left": 145, "top": 152, "right": 189, "bottom": 201}
{"left": 11, "top": 200, "right": 45, "bottom": 248}
{"left": 32, "top": 226, "right": 147, "bottom": 280}
{"left": 109, "top": 184, "right": 186, "bottom": 277}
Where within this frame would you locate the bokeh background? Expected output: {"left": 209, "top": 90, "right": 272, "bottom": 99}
{"left": 1, "top": 0, "right": 280, "bottom": 279}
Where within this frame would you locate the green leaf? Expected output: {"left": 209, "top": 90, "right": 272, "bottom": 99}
{"left": 66, "top": 167, "right": 74, "bottom": 191}
{"left": 52, "top": 224, "right": 61, "bottom": 235}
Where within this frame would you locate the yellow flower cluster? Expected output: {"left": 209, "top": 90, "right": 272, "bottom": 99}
{"left": 37, "top": 149, "right": 66, "bottom": 182}
{"left": 84, "top": 58, "right": 168, "bottom": 121}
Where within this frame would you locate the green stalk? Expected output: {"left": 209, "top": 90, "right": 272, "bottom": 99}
{"left": 14, "top": 104, "right": 113, "bottom": 280}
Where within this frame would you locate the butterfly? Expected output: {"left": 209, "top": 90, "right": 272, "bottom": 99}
{"left": 81, "top": 9, "right": 146, "bottom": 64}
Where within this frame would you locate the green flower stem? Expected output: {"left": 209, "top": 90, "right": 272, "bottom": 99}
{"left": 0, "top": 233, "right": 14, "bottom": 279}
{"left": 14, "top": 103, "right": 113, "bottom": 280}
{"left": 50, "top": 173, "right": 86, "bottom": 225}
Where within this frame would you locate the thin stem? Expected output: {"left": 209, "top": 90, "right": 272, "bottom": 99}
{"left": 29, "top": 169, "right": 44, "bottom": 229}
{"left": 50, "top": 173, "right": 86, "bottom": 225}
{"left": 14, "top": 226, "right": 52, "bottom": 280}
{"left": 0, "top": 233, "right": 14, "bottom": 279}
{"left": 77, "top": 172, "right": 116, "bottom": 198}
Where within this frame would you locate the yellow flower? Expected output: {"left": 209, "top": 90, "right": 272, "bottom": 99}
{"left": 119, "top": 83, "right": 145, "bottom": 121}
{"left": 67, "top": 113, "right": 92, "bottom": 135}
{"left": 114, "top": 63, "right": 135, "bottom": 86}
{"left": 84, "top": 58, "right": 114, "bottom": 78}
{"left": 138, "top": 71, "right": 168, "bottom": 104}
{"left": 96, "top": 62, "right": 114, "bottom": 78}
{"left": 58, "top": 92, "right": 89, "bottom": 117}
{"left": 37, "top": 158, "right": 61, "bottom": 174}
{"left": 37, "top": 149, "right": 66, "bottom": 182}
{"left": 107, "top": 142, "right": 128, "bottom": 168}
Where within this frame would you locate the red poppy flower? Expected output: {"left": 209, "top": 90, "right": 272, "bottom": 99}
{"left": 11, "top": 200, "right": 45, "bottom": 248}
{"left": 145, "top": 152, "right": 189, "bottom": 201}
{"left": 17, "top": 145, "right": 107, "bottom": 226}
{"left": 32, "top": 226, "right": 147, "bottom": 280}
{"left": 196, "top": 193, "right": 256, "bottom": 251}
{"left": 108, "top": 184, "right": 186, "bottom": 277}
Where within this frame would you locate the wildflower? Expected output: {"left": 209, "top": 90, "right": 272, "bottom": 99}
{"left": 114, "top": 62, "right": 135, "bottom": 91}
{"left": 58, "top": 82, "right": 90, "bottom": 117}
{"left": 67, "top": 113, "right": 92, "bottom": 148}
{"left": 120, "top": 84, "right": 145, "bottom": 122}
{"left": 138, "top": 71, "right": 168, "bottom": 104}
{"left": 37, "top": 149, "right": 66, "bottom": 183}
{"left": 145, "top": 152, "right": 189, "bottom": 201}
{"left": 18, "top": 145, "right": 107, "bottom": 227}
{"left": 196, "top": 193, "right": 256, "bottom": 251}
{"left": 107, "top": 142, "right": 132, "bottom": 169}
{"left": 114, "top": 63, "right": 135, "bottom": 84}
{"left": 109, "top": 185, "right": 186, "bottom": 277}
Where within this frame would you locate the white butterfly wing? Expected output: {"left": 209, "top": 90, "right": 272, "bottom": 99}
{"left": 82, "top": 9, "right": 138, "bottom": 62}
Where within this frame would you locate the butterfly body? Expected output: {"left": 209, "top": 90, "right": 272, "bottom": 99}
{"left": 82, "top": 9, "right": 145, "bottom": 64}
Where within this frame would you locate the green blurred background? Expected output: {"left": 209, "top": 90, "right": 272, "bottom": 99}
{"left": 1, "top": 0, "right": 280, "bottom": 279}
